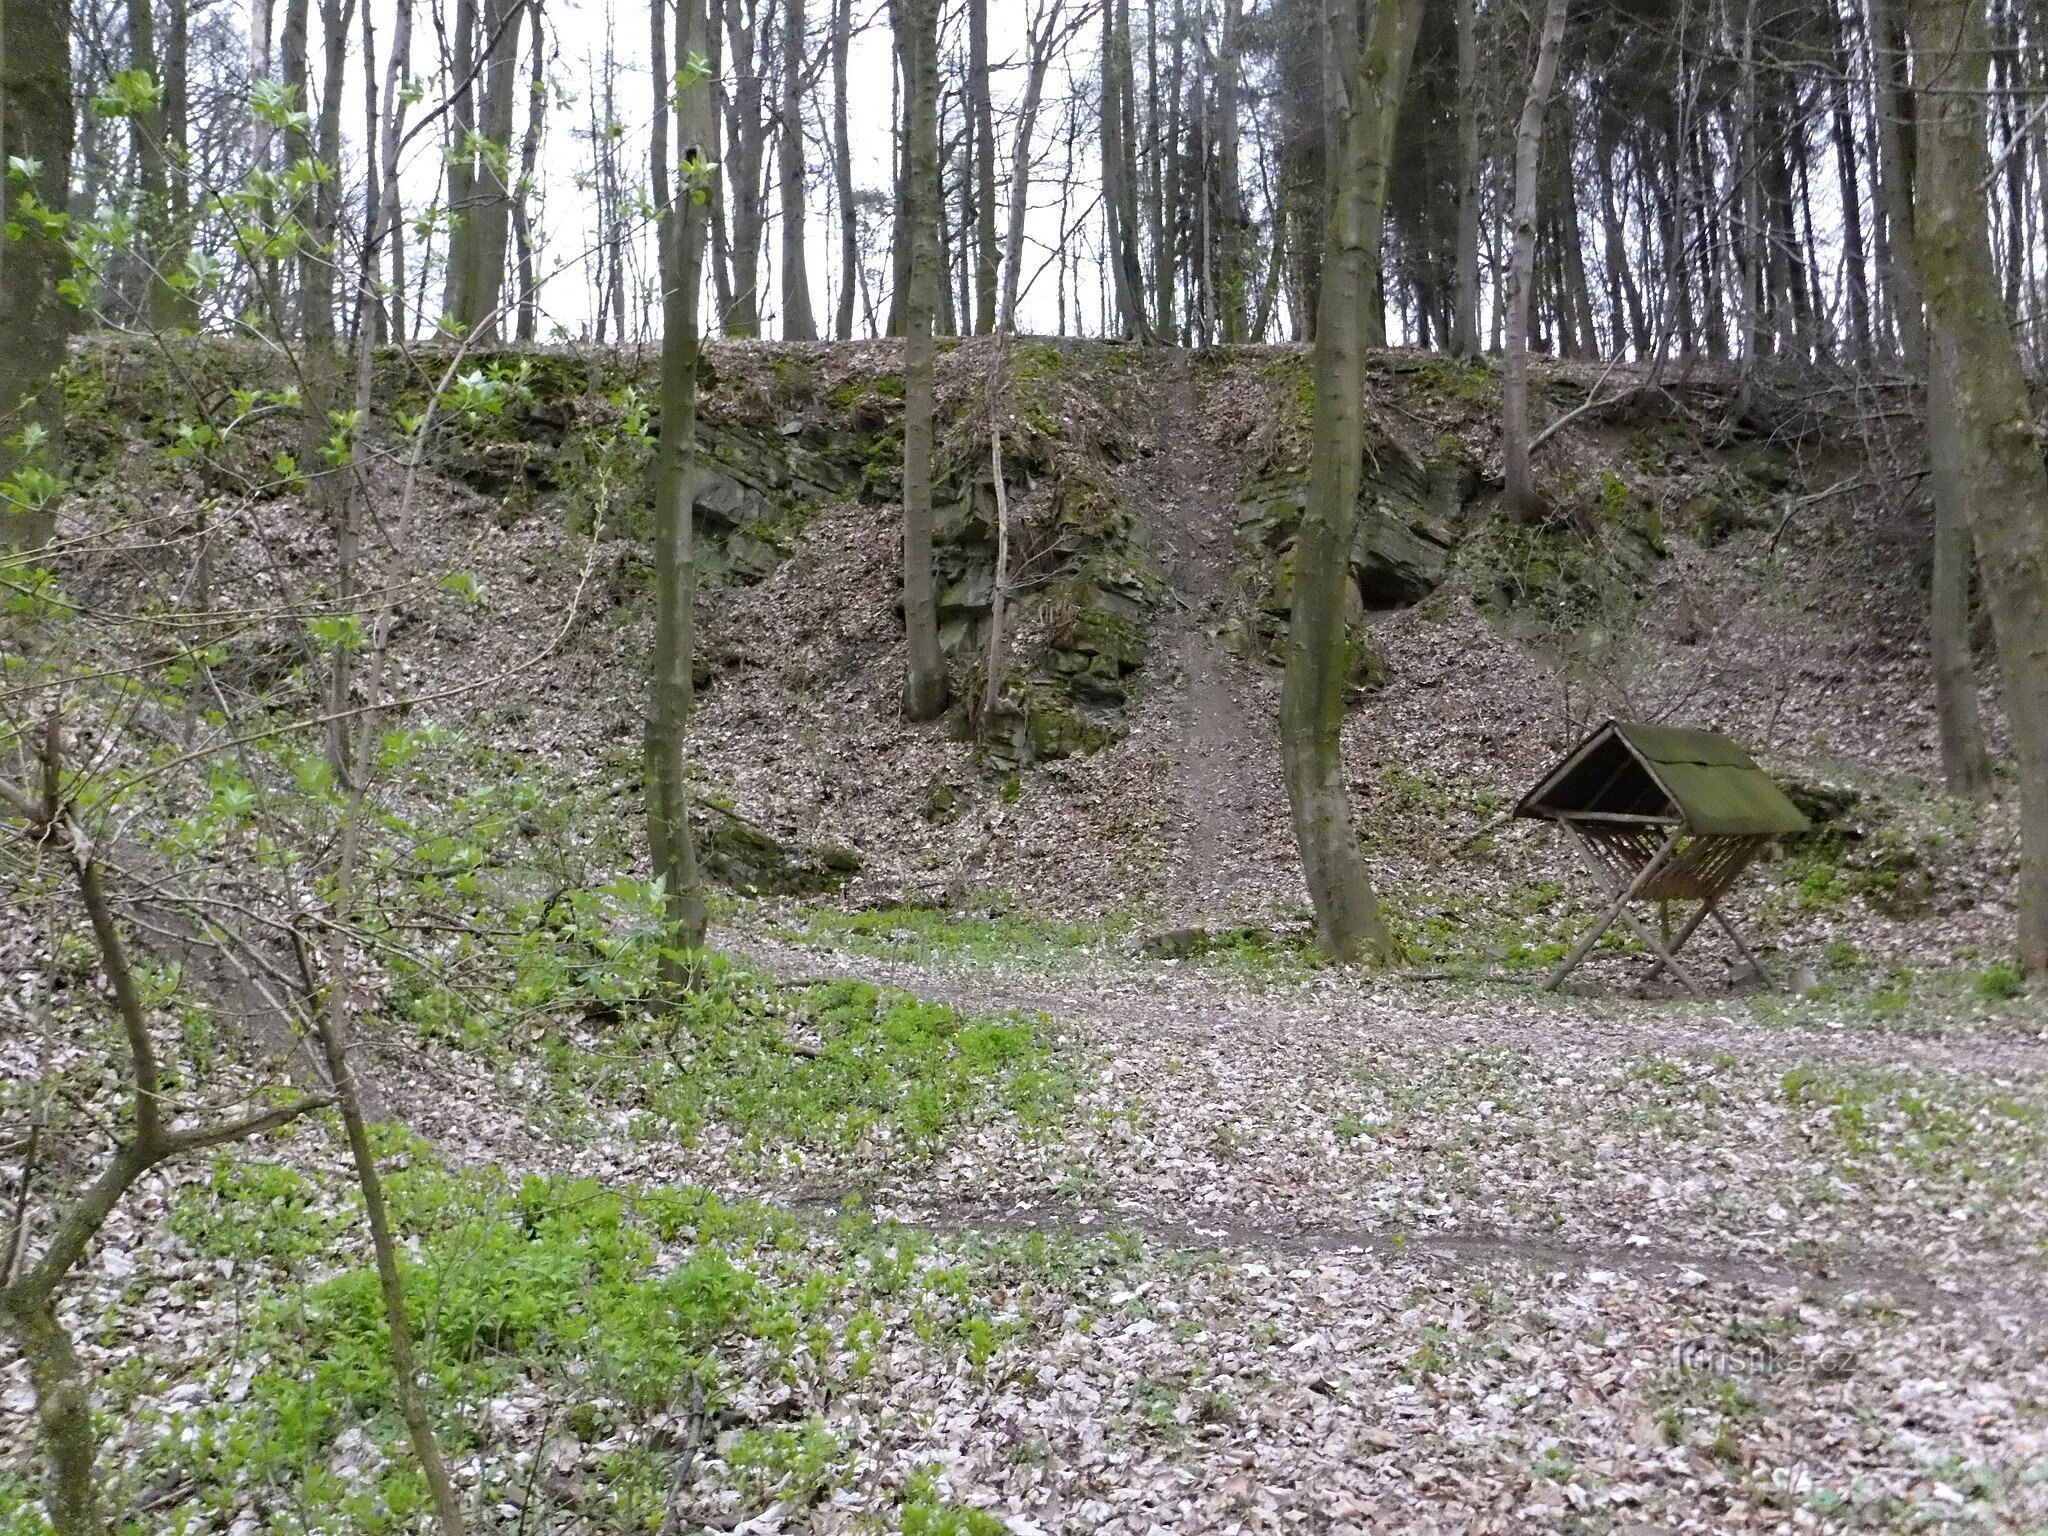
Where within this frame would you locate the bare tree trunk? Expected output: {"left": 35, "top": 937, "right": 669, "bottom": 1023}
{"left": 1217, "top": 0, "right": 1246, "bottom": 342}
{"left": 123, "top": 0, "right": 177, "bottom": 325}
{"left": 1101, "top": 0, "right": 1151, "bottom": 340}
{"left": 1353, "top": 0, "right": 1423, "bottom": 350}
{"left": 1503, "top": 0, "right": 1570, "bottom": 519}
{"left": 832, "top": 0, "right": 856, "bottom": 337}
{"left": 513, "top": 6, "right": 546, "bottom": 342}
{"left": 1828, "top": 0, "right": 1873, "bottom": 361}
{"left": 1869, "top": 0, "right": 1924, "bottom": 364}
{"left": 780, "top": 0, "right": 818, "bottom": 338}
{"left": 310, "top": 967, "right": 469, "bottom": 1536}
{"left": 382, "top": 0, "right": 412, "bottom": 341}
{"left": 1926, "top": 347, "right": 1994, "bottom": 797}
{"left": 1281, "top": 0, "right": 1416, "bottom": 966}
{"left": 464, "top": 0, "right": 525, "bottom": 339}
{"left": 970, "top": 0, "right": 998, "bottom": 333}
{"left": 1905, "top": 0, "right": 2048, "bottom": 971}
{"left": 897, "top": 0, "right": 948, "bottom": 719}
{"left": 720, "top": 0, "right": 767, "bottom": 337}
{"left": 999, "top": 0, "right": 1068, "bottom": 333}
{"left": 1449, "top": 0, "right": 1480, "bottom": 356}
{"left": 442, "top": 0, "right": 480, "bottom": 322}
{"left": 649, "top": 0, "right": 713, "bottom": 951}
{"left": 0, "top": 0, "right": 72, "bottom": 549}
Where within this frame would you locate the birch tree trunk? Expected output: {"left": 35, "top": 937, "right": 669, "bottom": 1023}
{"left": 1905, "top": 0, "right": 2048, "bottom": 971}
{"left": 897, "top": 0, "right": 948, "bottom": 720}
{"left": 1280, "top": 0, "right": 1418, "bottom": 966}
{"left": 1502, "top": 0, "right": 1570, "bottom": 520}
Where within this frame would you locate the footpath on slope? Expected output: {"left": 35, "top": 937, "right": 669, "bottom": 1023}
{"left": 1131, "top": 352, "right": 1286, "bottom": 923}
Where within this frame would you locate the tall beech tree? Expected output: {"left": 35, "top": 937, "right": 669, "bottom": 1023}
{"left": 896, "top": 0, "right": 948, "bottom": 720}
{"left": 1279, "top": 0, "right": 1419, "bottom": 966}
{"left": 1904, "top": 0, "right": 2048, "bottom": 972}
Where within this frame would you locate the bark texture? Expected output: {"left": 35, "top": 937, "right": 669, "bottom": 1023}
{"left": 0, "top": 0, "right": 73, "bottom": 548}
{"left": 1905, "top": 0, "right": 2048, "bottom": 970}
{"left": 1279, "top": 0, "right": 1413, "bottom": 966}
{"left": 1502, "top": 0, "right": 1571, "bottom": 519}
{"left": 897, "top": 0, "right": 948, "bottom": 720}
{"left": 648, "top": 0, "right": 713, "bottom": 949}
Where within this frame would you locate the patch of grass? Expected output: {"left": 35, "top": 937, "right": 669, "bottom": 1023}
{"left": 781, "top": 901, "right": 1134, "bottom": 966}
{"left": 391, "top": 881, "right": 1071, "bottom": 1159}
{"left": 140, "top": 1155, "right": 1120, "bottom": 1536}
{"left": 1778, "top": 1063, "right": 2047, "bottom": 1188}
{"left": 1975, "top": 960, "right": 2026, "bottom": 1001}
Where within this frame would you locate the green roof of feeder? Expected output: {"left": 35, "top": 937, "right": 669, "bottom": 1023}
{"left": 1515, "top": 719, "right": 1811, "bottom": 838}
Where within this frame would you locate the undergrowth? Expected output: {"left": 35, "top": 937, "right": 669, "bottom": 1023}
{"left": 28, "top": 1147, "right": 1138, "bottom": 1535}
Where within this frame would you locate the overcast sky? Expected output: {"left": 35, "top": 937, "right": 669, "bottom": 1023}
{"left": 350, "top": 0, "right": 1116, "bottom": 342}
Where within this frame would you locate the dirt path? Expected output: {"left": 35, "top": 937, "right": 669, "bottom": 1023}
{"left": 1135, "top": 352, "right": 1286, "bottom": 921}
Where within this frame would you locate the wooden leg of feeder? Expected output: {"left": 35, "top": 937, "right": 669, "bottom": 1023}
{"left": 1709, "top": 905, "right": 1774, "bottom": 989}
{"left": 1544, "top": 824, "right": 1685, "bottom": 993}
{"left": 1645, "top": 899, "right": 1714, "bottom": 979}
{"left": 1609, "top": 900, "right": 1709, "bottom": 997}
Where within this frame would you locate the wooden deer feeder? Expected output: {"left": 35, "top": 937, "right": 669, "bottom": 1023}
{"left": 1516, "top": 719, "right": 1809, "bottom": 995}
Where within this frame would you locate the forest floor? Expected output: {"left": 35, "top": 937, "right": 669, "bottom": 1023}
{"left": 6, "top": 343, "right": 2047, "bottom": 1534}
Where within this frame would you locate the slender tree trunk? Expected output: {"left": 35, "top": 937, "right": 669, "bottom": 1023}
{"left": 1281, "top": 0, "right": 1413, "bottom": 966}
{"left": 162, "top": 0, "right": 195, "bottom": 327}
{"left": 0, "top": 0, "right": 73, "bottom": 548}
{"left": 1926, "top": 346, "right": 1995, "bottom": 797}
{"left": 1869, "top": 0, "right": 1924, "bottom": 364}
{"left": 311, "top": 972, "right": 469, "bottom": 1536}
{"left": 832, "top": 0, "right": 856, "bottom": 338}
{"left": 970, "top": 0, "right": 998, "bottom": 333}
{"left": 356, "top": 0, "right": 383, "bottom": 345}
{"left": 720, "top": 0, "right": 766, "bottom": 337}
{"left": 1101, "top": 0, "right": 1151, "bottom": 340}
{"left": 1905, "top": 0, "right": 2048, "bottom": 971}
{"left": 1828, "top": 0, "right": 1874, "bottom": 361}
{"left": 1450, "top": 0, "right": 1481, "bottom": 356}
{"left": 1503, "top": 0, "right": 1570, "bottom": 519}
{"left": 999, "top": 2, "right": 1064, "bottom": 333}
{"left": 779, "top": 0, "right": 817, "bottom": 338}
{"left": 513, "top": 6, "right": 545, "bottom": 342}
{"left": 382, "top": 0, "right": 411, "bottom": 341}
{"left": 1353, "top": 0, "right": 1424, "bottom": 351}
{"left": 897, "top": 0, "right": 947, "bottom": 719}
{"left": 649, "top": 0, "right": 712, "bottom": 950}
{"left": 464, "top": 0, "right": 524, "bottom": 339}
{"left": 1217, "top": 0, "right": 1245, "bottom": 342}
{"left": 442, "top": 0, "right": 479, "bottom": 322}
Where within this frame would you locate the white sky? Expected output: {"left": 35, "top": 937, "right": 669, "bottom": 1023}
{"left": 349, "top": 0, "right": 1115, "bottom": 342}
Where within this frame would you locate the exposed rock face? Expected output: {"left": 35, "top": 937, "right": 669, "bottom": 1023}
{"left": 404, "top": 346, "right": 1164, "bottom": 771}
{"left": 694, "top": 800, "right": 862, "bottom": 896}
{"left": 1235, "top": 427, "right": 1481, "bottom": 658}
